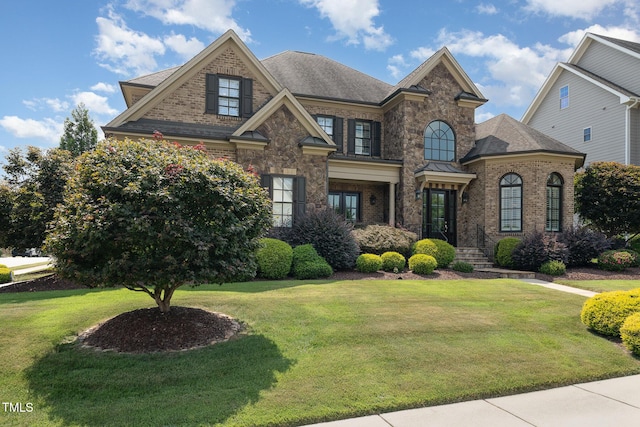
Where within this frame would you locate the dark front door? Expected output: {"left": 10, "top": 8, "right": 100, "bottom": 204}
{"left": 423, "top": 189, "right": 456, "bottom": 245}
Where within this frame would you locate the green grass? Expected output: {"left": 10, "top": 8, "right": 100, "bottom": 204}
{"left": 555, "top": 279, "right": 640, "bottom": 293}
{"left": 1, "top": 279, "right": 639, "bottom": 426}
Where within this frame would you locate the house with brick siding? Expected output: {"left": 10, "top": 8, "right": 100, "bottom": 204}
{"left": 103, "top": 30, "right": 585, "bottom": 249}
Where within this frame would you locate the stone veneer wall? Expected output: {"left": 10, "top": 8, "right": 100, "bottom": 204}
{"left": 141, "top": 47, "right": 273, "bottom": 127}
{"left": 464, "top": 157, "right": 577, "bottom": 246}
{"left": 384, "top": 63, "right": 477, "bottom": 237}
{"left": 236, "top": 105, "right": 329, "bottom": 213}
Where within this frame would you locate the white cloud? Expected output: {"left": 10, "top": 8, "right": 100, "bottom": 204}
{"left": 125, "top": 0, "right": 252, "bottom": 41}
{"left": 70, "top": 92, "right": 119, "bottom": 116}
{"left": 410, "top": 46, "right": 437, "bottom": 62}
{"left": 0, "top": 116, "right": 63, "bottom": 143}
{"left": 91, "top": 82, "right": 118, "bottom": 93}
{"left": 475, "top": 110, "right": 496, "bottom": 123}
{"left": 22, "top": 98, "right": 69, "bottom": 112}
{"left": 387, "top": 54, "right": 408, "bottom": 79}
{"left": 299, "top": 0, "right": 393, "bottom": 51}
{"left": 524, "top": 0, "right": 624, "bottom": 20}
{"left": 476, "top": 3, "right": 498, "bottom": 15}
{"left": 431, "top": 29, "right": 572, "bottom": 107}
{"left": 94, "top": 7, "right": 166, "bottom": 76}
{"left": 164, "top": 33, "right": 206, "bottom": 60}
{"left": 559, "top": 25, "right": 640, "bottom": 46}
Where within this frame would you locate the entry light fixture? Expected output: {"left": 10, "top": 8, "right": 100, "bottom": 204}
{"left": 369, "top": 194, "right": 377, "bottom": 205}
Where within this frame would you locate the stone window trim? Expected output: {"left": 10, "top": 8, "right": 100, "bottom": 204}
{"left": 205, "top": 73, "right": 253, "bottom": 118}
{"left": 499, "top": 172, "right": 523, "bottom": 233}
{"left": 424, "top": 120, "right": 456, "bottom": 162}
{"left": 546, "top": 173, "right": 563, "bottom": 232}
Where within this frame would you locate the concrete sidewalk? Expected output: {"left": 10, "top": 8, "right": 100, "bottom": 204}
{"left": 304, "top": 375, "right": 640, "bottom": 427}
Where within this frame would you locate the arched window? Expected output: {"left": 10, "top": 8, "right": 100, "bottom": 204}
{"left": 424, "top": 121, "right": 455, "bottom": 161}
{"left": 500, "top": 173, "right": 522, "bottom": 232}
{"left": 546, "top": 173, "right": 563, "bottom": 232}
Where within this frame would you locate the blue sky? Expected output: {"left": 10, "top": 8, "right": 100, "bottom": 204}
{"left": 0, "top": 0, "right": 638, "bottom": 158}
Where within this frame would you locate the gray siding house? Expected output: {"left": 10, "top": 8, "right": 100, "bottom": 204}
{"left": 522, "top": 33, "right": 640, "bottom": 166}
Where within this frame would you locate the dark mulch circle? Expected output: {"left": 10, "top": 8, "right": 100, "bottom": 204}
{"left": 79, "top": 306, "right": 243, "bottom": 354}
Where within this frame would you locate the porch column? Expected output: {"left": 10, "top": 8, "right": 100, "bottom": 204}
{"left": 388, "top": 182, "right": 395, "bottom": 226}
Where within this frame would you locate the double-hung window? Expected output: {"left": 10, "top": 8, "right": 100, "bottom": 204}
{"left": 347, "top": 119, "right": 380, "bottom": 156}
{"left": 546, "top": 173, "right": 563, "bottom": 232}
{"left": 560, "top": 85, "right": 569, "bottom": 110}
{"left": 583, "top": 127, "right": 592, "bottom": 142}
{"left": 355, "top": 121, "right": 371, "bottom": 155}
{"left": 205, "top": 74, "right": 253, "bottom": 118}
{"left": 261, "top": 175, "right": 306, "bottom": 228}
{"left": 217, "top": 77, "right": 240, "bottom": 116}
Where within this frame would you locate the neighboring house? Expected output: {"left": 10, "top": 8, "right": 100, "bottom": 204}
{"left": 104, "top": 30, "right": 584, "bottom": 249}
{"left": 522, "top": 33, "right": 640, "bottom": 166}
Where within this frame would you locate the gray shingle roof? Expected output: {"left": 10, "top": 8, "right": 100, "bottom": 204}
{"left": 594, "top": 34, "right": 640, "bottom": 55}
{"left": 414, "top": 161, "right": 468, "bottom": 174}
{"left": 124, "top": 66, "right": 181, "bottom": 87}
{"left": 261, "top": 51, "right": 392, "bottom": 103}
{"left": 461, "top": 114, "right": 585, "bottom": 165}
{"left": 103, "top": 118, "right": 239, "bottom": 140}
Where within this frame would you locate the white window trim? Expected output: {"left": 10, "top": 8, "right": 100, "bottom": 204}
{"left": 583, "top": 126, "right": 592, "bottom": 142}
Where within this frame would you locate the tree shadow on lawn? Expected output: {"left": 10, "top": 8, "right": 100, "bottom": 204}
{"left": 25, "top": 334, "right": 293, "bottom": 426}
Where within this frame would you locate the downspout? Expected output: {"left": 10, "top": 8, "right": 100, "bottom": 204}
{"left": 625, "top": 97, "right": 640, "bottom": 165}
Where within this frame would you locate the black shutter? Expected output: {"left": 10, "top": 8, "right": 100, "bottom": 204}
{"left": 371, "top": 121, "right": 381, "bottom": 157}
{"left": 206, "top": 74, "right": 218, "bottom": 114}
{"left": 260, "top": 174, "right": 272, "bottom": 196}
{"left": 242, "top": 78, "right": 253, "bottom": 118}
{"left": 334, "top": 117, "right": 344, "bottom": 152}
{"left": 294, "top": 177, "right": 306, "bottom": 222}
{"left": 347, "top": 119, "right": 355, "bottom": 155}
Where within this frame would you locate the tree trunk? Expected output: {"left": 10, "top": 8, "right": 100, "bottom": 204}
{"left": 154, "top": 285, "right": 177, "bottom": 314}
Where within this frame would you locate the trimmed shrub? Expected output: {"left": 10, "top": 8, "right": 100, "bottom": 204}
{"left": 289, "top": 209, "right": 359, "bottom": 270}
{"left": 539, "top": 260, "right": 566, "bottom": 276}
{"left": 291, "top": 244, "right": 333, "bottom": 280}
{"left": 451, "top": 261, "right": 474, "bottom": 273}
{"left": 597, "top": 250, "right": 638, "bottom": 271}
{"left": 580, "top": 289, "right": 640, "bottom": 336}
{"left": 495, "top": 237, "right": 521, "bottom": 268}
{"left": 630, "top": 237, "right": 640, "bottom": 255}
{"left": 431, "top": 239, "right": 456, "bottom": 268}
{"left": 256, "top": 238, "right": 293, "bottom": 279}
{"left": 0, "top": 267, "right": 12, "bottom": 284}
{"left": 621, "top": 249, "right": 640, "bottom": 267}
{"left": 356, "top": 254, "right": 383, "bottom": 273}
{"left": 511, "top": 232, "right": 568, "bottom": 272}
{"left": 381, "top": 251, "right": 406, "bottom": 272}
{"left": 621, "top": 312, "right": 640, "bottom": 356}
{"left": 412, "top": 239, "right": 437, "bottom": 257}
{"left": 408, "top": 254, "right": 438, "bottom": 275}
{"left": 558, "top": 226, "right": 611, "bottom": 267}
{"left": 351, "top": 225, "right": 417, "bottom": 257}
{"left": 293, "top": 260, "right": 333, "bottom": 280}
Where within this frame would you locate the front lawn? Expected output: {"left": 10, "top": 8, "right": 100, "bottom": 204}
{"left": 1, "top": 279, "right": 639, "bottom": 426}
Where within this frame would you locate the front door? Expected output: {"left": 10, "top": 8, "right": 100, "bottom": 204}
{"left": 423, "top": 189, "right": 456, "bottom": 245}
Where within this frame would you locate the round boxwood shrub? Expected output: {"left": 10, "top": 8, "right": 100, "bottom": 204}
{"left": 408, "top": 254, "right": 437, "bottom": 275}
{"left": 431, "top": 239, "right": 455, "bottom": 268}
{"left": 451, "top": 261, "right": 474, "bottom": 273}
{"left": 580, "top": 289, "right": 640, "bottom": 337}
{"left": 495, "top": 237, "right": 521, "bottom": 268}
{"left": 381, "top": 251, "right": 406, "bottom": 272}
{"left": 0, "top": 267, "right": 12, "bottom": 284}
{"left": 621, "top": 312, "right": 640, "bottom": 356}
{"left": 597, "top": 249, "right": 638, "bottom": 271}
{"left": 412, "top": 239, "right": 437, "bottom": 257}
{"left": 291, "top": 244, "right": 332, "bottom": 280}
{"left": 351, "top": 225, "right": 417, "bottom": 257}
{"left": 539, "top": 260, "right": 566, "bottom": 276}
{"left": 256, "top": 238, "right": 293, "bottom": 279}
{"left": 356, "top": 254, "right": 383, "bottom": 273}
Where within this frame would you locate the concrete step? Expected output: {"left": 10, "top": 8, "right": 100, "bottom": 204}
{"left": 454, "top": 247, "right": 493, "bottom": 269}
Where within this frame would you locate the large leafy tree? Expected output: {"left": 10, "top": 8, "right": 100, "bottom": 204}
{"left": 0, "top": 147, "right": 73, "bottom": 250}
{"left": 59, "top": 103, "right": 98, "bottom": 156}
{"left": 575, "top": 162, "right": 640, "bottom": 239}
{"left": 45, "top": 138, "right": 272, "bottom": 313}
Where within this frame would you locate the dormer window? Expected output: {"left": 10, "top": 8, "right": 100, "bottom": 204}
{"left": 206, "top": 74, "right": 253, "bottom": 118}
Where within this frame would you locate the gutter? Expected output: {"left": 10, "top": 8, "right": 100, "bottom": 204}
{"left": 625, "top": 97, "right": 640, "bottom": 165}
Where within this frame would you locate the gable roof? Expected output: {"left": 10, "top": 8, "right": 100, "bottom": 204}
{"left": 462, "top": 114, "right": 585, "bottom": 167}
{"left": 261, "top": 51, "right": 392, "bottom": 104}
{"left": 105, "top": 29, "right": 282, "bottom": 129}
{"left": 388, "top": 47, "right": 487, "bottom": 104}
{"left": 523, "top": 32, "right": 640, "bottom": 123}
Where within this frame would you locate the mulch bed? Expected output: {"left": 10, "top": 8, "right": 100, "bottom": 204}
{"left": 3, "top": 267, "right": 639, "bottom": 353}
